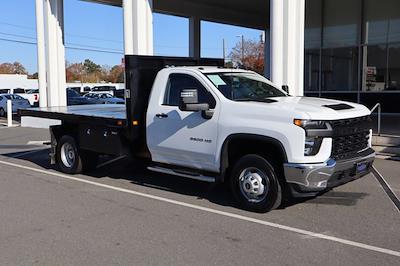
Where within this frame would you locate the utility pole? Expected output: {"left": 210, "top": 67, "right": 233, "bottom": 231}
{"left": 241, "top": 35, "right": 244, "bottom": 64}
{"left": 222, "top": 38, "right": 226, "bottom": 63}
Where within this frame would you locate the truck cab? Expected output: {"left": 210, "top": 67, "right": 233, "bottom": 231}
{"left": 146, "top": 66, "right": 374, "bottom": 211}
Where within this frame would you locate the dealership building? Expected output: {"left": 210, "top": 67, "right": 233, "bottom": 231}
{"left": 35, "top": 0, "right": 399, "bottom": 112}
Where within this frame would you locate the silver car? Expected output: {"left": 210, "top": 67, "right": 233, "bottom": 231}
{"left": 0, "top": 94, "right": 31, "bottom": 117}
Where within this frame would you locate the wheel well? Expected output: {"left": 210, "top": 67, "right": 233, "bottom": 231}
{"left": 220, "top": 135, "right": 287, "bottom": 182}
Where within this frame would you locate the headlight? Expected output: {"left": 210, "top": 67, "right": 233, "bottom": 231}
{"left": 304, "top": 137, "right": 323, "bottom": 156}
{"left": 293, "top": 119, "right": 328, "bottom": 130}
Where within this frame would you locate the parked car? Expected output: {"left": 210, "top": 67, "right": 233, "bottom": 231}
{"left": 25, "top": 89, "right": 40, "bottom": 106}
{"left": 114, "top": 89, "right": 125, "bottom": 99}
{"left": 66, "top": 88, "right": 97, "bottom": 106}
{"left": 83, "top": 92, "right": 125, "bottom": 104}
{"left": 0, "top": 88, "right": 39, "bottom": 106}
{"left": 0, "top": 94, "right": 31, "bottom": 117}
{"left": 91, "top": 85, "right": 116, "bottom": 96}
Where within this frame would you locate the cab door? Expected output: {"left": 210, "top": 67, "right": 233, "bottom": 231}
{"left": 146, "top": 72, "right": 220, "bottom": 172}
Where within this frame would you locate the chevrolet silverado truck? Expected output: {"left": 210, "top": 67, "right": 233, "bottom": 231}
{"left": 21, "top": 55, "right": 375, "bottom": 212}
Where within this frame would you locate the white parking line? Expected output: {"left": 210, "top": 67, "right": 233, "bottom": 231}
{"left": 0, "top": 158, "right": 399, "bottom": 258}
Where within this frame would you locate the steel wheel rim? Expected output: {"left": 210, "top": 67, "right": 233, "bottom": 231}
{"left": 238, "top": 167, "right": 269, "bottom": 203}
{"left": 60, "top": 142, "right": 75, "bottom": 168}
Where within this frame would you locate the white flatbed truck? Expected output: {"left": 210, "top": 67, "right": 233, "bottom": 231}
{"left": 21, "top": 55, "right": 375, "bottom": 212}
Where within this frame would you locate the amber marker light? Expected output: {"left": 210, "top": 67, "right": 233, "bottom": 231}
{"left": 293, "top": 119, "right": 303, "bottom": 127}
{"left": 117, "top": 120, "right": 123, "bottom": 126}
{"left": 132, "top": 120, "right": 139, "bottom": 126}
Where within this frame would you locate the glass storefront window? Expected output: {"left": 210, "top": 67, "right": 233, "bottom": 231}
{"left": 388, "top": 43, "right": 400, "bottom": 90}
{"left": 321, "top": 47, "right": 359, "bottom": 91}
{"left": 363, "top": 0, "right": 400, "bottom": 91}
{"left": 304, "top": 0, "right": 321, "bottom": 92}
{"left": 321, "top": 0, "right": 361, "bottom": 92}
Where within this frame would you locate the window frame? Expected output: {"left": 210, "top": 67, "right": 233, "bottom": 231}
{"left": 162, "top": 72, "right": 217, "bottom": 109}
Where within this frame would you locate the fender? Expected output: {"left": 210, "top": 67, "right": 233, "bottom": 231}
{"left": 218, "top": 134, "right": 288, "bottom": 183}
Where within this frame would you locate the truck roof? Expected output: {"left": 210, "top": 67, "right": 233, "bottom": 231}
{"left": 165, "top": 66, "right": 254, "bottom": 74}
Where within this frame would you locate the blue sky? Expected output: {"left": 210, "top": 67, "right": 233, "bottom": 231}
{"left": 0, "top": 0, "right": 262, "bottom": 74}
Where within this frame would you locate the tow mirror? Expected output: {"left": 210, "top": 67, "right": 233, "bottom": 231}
{"left": 282, "top": 85, "right": 289, "bottom": 94}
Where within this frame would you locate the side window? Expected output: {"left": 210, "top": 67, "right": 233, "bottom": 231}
{"left": 163, "top": 74, "right": 216, "bottom": 108}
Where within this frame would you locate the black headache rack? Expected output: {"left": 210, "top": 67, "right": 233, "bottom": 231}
{"left": 124, "top": 55, "right": 224, "bottom": 142}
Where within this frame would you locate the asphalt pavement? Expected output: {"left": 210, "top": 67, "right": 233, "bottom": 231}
{"left": 0, "top": 126, "right": 399, "bottom": 265}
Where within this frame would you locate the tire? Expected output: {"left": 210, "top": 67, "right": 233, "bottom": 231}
{"left": 56, "top": 135, "right": 83, "bottom": 174}
{"left": 229, "top": 154, "right": 282, "bottom": 212}
{"left": 0, "top": 108, "right": 5, "bottom": 117}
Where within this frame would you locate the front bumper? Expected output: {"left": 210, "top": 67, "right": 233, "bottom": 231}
{"left": 284, "top": 148, "right": 375, "bottom": 197}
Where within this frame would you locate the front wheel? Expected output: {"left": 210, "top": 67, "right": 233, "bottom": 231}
{"left": 229, "top": 154, "right": 282, "bottom": 212}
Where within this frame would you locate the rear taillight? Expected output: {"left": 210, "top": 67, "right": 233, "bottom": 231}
{"left": 34, "top": 94, "right": 38, "bottom": 101}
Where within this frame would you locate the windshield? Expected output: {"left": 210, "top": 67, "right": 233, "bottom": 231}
{"left": 205, "top": 72, "right": 286, "bottom": 102}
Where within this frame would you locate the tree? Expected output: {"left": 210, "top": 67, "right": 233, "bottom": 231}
{"left": 0, "top": 62, "right": 28, "bottom": 75}
{"left": 108, "top": 65, "right": 124, "bottom": 83}
{"left": 29, "top": 72, "right": 38, "bottom": 79}
{"left": 229, "top": 38, "right": 265, "bottom": 74}
{"left": 83, "top": 59, "right": 101, "bottom": 74}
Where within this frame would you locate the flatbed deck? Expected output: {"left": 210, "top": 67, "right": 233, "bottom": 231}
{"left": 20, "top": 104, "right": 126, "bottom": 127}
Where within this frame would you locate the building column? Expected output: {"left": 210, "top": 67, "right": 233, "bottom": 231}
{"left": 270, "top": 0, "right": 305, "bottom": 96}
{"left": 123, "top": 0, "right": 153, "bottom": 55}
{"left": 44, "top": 0, "right": 66, "bottom": 107}
{"left": 189, "top": 17, "right": 201, "bottom": 58}
{"left": 35, "top": 0, "right": 47, "bottom": 107}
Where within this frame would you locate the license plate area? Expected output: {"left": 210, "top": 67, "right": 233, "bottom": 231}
{"left": 356, "top": 162, "right": 368, "bottom": 174}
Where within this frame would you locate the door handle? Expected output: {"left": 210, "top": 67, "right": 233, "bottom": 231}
{"left": 155, "top": 113, "right": 168, "bottom": 118}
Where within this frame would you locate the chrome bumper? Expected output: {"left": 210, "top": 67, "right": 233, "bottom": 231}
{"left": 284, "top": 148, "right": 375, "bottom": 197}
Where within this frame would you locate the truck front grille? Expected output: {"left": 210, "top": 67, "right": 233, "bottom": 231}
{"left": 331, "top": 130, "right": 370, "bottom": 160}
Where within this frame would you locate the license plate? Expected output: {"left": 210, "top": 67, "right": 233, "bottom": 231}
{"left": 356, "top": 162, "right": 368, "bottom": 173}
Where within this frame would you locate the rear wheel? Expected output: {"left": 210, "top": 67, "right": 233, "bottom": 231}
{"left": 0, "top": 108, "right": 5, "bottom": 117}
{"left": 57, "top": 135, "right": 83, "bottom": 174}
{"left": 229, "top": 154, "right": 282, "bottom": 212}
{"left": 56, "top": 135, "right": 99, "bottom": 174}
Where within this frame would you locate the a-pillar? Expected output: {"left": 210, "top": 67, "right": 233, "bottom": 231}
{"left": 44, "top": 0, "right": 67, "bottom": 106}
{"left": 123, "top": 0, "right": 154, "bottom": 55}
{"left": 270, "top": 0, "right": 305, "bottom": 96}
{"left": 189, "top": 17, "right": 201, "bottom": 58}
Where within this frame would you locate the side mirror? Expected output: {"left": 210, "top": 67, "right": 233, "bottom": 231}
{"left": 179, "top": 88, "right": 209, "bottom": 112}
{"left": 282, "top": 85, "right": 289, "bottom": 94}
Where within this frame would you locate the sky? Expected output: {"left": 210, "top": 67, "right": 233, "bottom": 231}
{"left": 0, "top": 0, "right": 262, "bottom": 74}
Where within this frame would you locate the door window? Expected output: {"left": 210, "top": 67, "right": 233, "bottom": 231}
{"left": 163, "top": 74, "right": 216, "bottom": 108}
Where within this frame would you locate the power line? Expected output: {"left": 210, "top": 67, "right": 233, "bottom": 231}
{"left": 66, "top": 46, "right": 123, "bottom": 55}
{"left": 0, "top": 31, "right": 36, "bottom": 40}
{"left": 0, "top": 36, "right": 123, "bottom": 55}
{"left": 0, "top": 37, "right": 36, "bottom": 45}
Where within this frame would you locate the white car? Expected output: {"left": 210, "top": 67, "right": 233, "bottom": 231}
{"left": 0, "top": 94, "right": 31, "bottom": 117}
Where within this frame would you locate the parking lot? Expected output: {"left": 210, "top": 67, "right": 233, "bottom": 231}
{"left": 0, "top": 125, "right": 399, "bottom": 265}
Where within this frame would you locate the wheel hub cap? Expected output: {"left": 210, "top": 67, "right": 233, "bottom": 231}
{"left": 239, "top": 167, "right": 269, "bottom": 202}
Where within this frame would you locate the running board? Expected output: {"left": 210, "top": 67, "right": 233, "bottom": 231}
{"left": 147, "top": 166, "right": 216, "bottom": 183}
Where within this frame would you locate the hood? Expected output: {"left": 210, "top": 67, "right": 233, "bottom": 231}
{"left": 238, "top": 96, "right": 371, "bottom": 120}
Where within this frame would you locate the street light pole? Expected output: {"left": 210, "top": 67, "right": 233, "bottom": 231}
{"left": 236, "top": 35, "right": 244, "bottom": 66}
